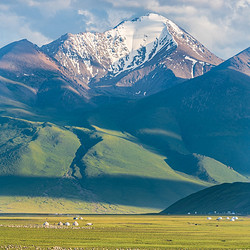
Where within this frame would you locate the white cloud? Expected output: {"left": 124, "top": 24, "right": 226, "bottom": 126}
{"left": 236, "top": 0, "right": 250, "bottom": 8}
{"left": 107, "top": 9, "right": 133, "bottom": 27}
{"left": 0, "top": 0, "right": 249, "bottom": 58}
{"left": 78, "top": 10, "right": 95, "bottom": 28}
{"left": 20, "top": 0, "right": 72, "bottom": 16}
{"left": 143, "top": 0, "right": 250, "bottom": 58}
{"left": 0, "top": 4, "right": 10, "bottom": 11}
{"left": 0, "top": 11, "right": 51, "bottom": 47}
{"left": 148, "top": 4, "right": 197, "bottom": 15}
{"left": 77, "top": 9, "right": 133, "bottom": 33}
{"left": 179, "top": 0, "right": 224, "bottom": 9}
{"left": 78, "top": 10, "right": 106, "bottom": 32}
{"left": 105, "top": 0, "right": 143, "bottom": 8}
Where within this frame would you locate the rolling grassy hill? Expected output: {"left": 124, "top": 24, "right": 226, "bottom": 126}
{"left": 161, "top": 182, "right": 250, "bottom": 214}
{"left": 0, "top": 116, "right": 80, "bottom": 177}
{"left": 0, "top": 114, "right": 247, "bottom": 213}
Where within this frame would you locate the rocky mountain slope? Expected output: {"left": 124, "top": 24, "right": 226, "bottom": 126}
{"left": 0, "top": 39, "right": 92, "bottom": 118}
{"left": 42, "top": 13, "right": 223, "bottom": 97}
{"left": 0, "top": 13, "right": 223, "bottom": 115}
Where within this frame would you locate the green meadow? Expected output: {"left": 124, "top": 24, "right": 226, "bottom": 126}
{"left": 0, "top": 215, "right": 250, "bottom": 249}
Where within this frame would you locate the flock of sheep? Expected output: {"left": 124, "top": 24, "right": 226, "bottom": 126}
{"left": 43, "top": 217, "right": 93, "bottom": 227}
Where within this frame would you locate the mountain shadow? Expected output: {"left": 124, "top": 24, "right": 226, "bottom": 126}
{"left": 0, "top": 174, "right": 206, "bottom": 210}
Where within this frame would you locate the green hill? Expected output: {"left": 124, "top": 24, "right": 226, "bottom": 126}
{"left": 161, "top": 182, "right": 250, "bottom": 214}
{"left": 0, "top": 115, "right": 246, "bottom": 214}
{"left": 0, "top": 117, "right": 210, "bottom": 213}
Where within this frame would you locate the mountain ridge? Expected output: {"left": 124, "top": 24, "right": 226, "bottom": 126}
{"left": 41, "top": 13, "right": 223, "bottom": 97}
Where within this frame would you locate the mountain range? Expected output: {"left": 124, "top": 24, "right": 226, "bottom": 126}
{"left": 0, "top": 13, "right": 249, "bottom": 214}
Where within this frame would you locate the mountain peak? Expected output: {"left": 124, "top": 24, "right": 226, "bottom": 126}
{"left": 219, "top": 47, "right": 250, "bottom": 76}
{"left": 41, "top": 13, "right": 223, "bottom": 96}
{"left": 131, "top": 13, "right": 171, "bottom": 23}
{"left": 0, "top": 39, "right": 37, "bottom": 58}
{"left": 0, "top": 37, "right": 59, "bottom": 75}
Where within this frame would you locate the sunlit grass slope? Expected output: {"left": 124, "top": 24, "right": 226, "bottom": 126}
{"left": 83, "top": 126, "right": 190, "bottom": 181}
{"left": 0, "top": 116, "right": 79, "bottom": 177}
{"left": 74, "top": 127, "right": 207, "bottom": 210}
{"left": 0, "top": 117, "right": 205, "bottom": 213}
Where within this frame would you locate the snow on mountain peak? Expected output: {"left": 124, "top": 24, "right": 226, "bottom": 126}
{"left": 105, "top": 13, "right": 179, "bottom": 75}
{"left": 42, "top": 13, "right": 221, "bottom": 85}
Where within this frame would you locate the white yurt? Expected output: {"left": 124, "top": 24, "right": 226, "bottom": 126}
{"left": 73, "top": 221, "right": 79, "bottom": 226}
{"left": 43, "top": 222, "right": 49, "bottom": 226}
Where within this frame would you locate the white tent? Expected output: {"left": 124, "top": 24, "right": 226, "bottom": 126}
{"left": 79, "top": 217, "right": 83, "bottom": 220}
{"left": 65, "top": 222, "right": 70, "bottom": 226}
{"left": 86, "top": 222, "right": 93, "bottom": 226}
{"left": 230, "top": 218, "right": 235, "bottom": 221}
{"left": 43, "top": 222, "right": 49, "bottom": 226}
{"left": 217, "top": 217, "right": 223, "bottom": 220}
{"left": 58, "top": 222, "right": 63, "bottom": 226}
{"left": 226, "top": 217, "right": 230, "bottom": 220}
{"left": 73, "top": 221, "right": 79, "bottom": 226}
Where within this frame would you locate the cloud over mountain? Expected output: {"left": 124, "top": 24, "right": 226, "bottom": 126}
{"left": 0, "top": 0, "right": 249, "bottom": 59}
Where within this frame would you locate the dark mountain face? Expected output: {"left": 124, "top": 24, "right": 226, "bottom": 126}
{"left": 89, "top": 48, "right": 250, "bottom": 176}
{"left": 168, "top": 48, "right": 250, "bottom": 174}
{"left": 161, "top": 182, "right": 250, "bottom": 214}
{"left": 175, "top": 69, "right": 250, "bottom": 175}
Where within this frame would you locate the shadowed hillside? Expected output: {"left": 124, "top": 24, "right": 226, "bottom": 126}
{"left": 161, "top": 182, "right": 250, "bottom": 214}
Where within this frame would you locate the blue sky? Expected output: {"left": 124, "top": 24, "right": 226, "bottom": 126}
{"left": 0, "top": 0, "right": 249, "bottom": 59}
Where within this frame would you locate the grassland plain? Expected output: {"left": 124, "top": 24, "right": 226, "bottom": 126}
{"left": 0, "top": 215, "right": 250, "bottom": 249}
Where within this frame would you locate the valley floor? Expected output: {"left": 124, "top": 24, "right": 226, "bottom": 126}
{"left": 0, "top": 215, "right": 249, "bottom": 249}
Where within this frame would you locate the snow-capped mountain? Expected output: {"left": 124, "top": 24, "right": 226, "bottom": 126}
{"left": 42, "top": 13, "right": 223, "bottom": 97}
